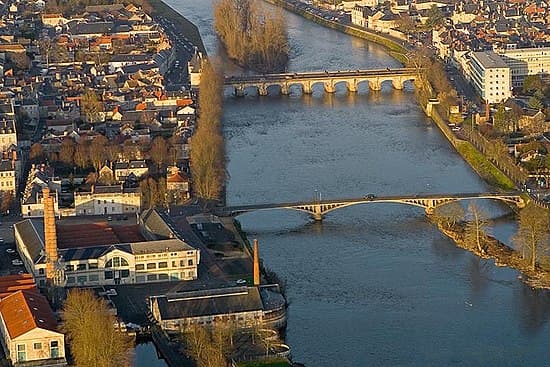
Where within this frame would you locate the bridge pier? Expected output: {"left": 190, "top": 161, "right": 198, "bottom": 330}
{"left": 281, "top": 84, "right": 290, "bottom": 95}
{"left": 392, "top": 79, "right": 404, "bottom": 90}
{"left": 258, "top": 84, "right": 268, "bottom": 96}
{"left": 369, "top": 79, "right": 381, "bottom": 91}
{"left": 302, "top": 82, "right": 312, "bottom": 94}
{"left": 234, "top": 86, "right": 245, "bottom": 97}
{"left": 347, "top": 80, "right": 358, "bottom": 93}
{"left": 324, "top": 81, "right": 335, "bottom": 93}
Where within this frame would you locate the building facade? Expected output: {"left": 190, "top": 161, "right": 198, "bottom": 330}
{"left": 0, "top": 290, "right": 66, "bottom": 366}
{"left": 498, "top": 47, "right": 550, "bottom": 88}
{"left": 74, "top": 185, "right": 141, "bottom": 216}
{"left": 468, "top": 51, "right": 512, "bottom": 104}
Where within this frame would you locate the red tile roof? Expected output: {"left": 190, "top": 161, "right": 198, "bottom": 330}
{"left": 0, "top": 290, "right": 58, "bottom": 339}
{"left": 0, "top": 274, "right": 37, "bottom": 299}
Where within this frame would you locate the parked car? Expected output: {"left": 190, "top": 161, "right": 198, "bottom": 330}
{"left": 364, "top": 194, "right": 376, "bottom": 200}
{"left": 5, "top": 248, "right": 15, "bottom": 254}
{"left": 236, "top": 279, "right": 247, "bottom": 285}
{"left": 11, "top": 259, "right": 23, "bottom": 266}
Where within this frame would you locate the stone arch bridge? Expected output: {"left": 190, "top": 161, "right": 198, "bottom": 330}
{"left": 218, "top": 192, "right": 524, "bottom": 221}
{"left": 224, "top": 68, "right": 420, "bottom": 96}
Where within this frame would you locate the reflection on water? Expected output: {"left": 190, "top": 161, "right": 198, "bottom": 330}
{"left": 133, "top": 342, "right": 168, "bottom": 367}
{"left": 166, "top": 1, "right": 550, "bottom": 366}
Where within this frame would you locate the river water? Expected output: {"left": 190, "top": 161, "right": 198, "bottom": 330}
{"left": 163, "top": 1, "right": 550, "bottom": 366}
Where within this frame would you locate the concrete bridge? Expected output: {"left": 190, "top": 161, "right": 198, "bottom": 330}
{"left": 224, "top": 68, "right": 420, "bottom": 96}
{"left": 218, "top": 192, "right": 524, "bottom": 221}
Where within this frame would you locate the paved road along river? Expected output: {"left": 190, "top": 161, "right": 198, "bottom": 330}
{"left": 165, "top": 1, "right": 550, "bottom": 366}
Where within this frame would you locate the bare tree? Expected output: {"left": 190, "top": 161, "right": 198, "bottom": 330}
{"left": 432, "top": 201, "right": 465, "bottom": 229}
{"left": 74, "top": 141, "right": 90, "bottom": 169}
{"left": 513, "top": 203, "right": 550, "bottom": 270}
{"left": 59, "top": 138, "right": 75, "bottom": 165}
{"left": 464, "top": 203, "right": 488, "bottom": 254}
{"left": 29, "top": 143, "right": 44, "bottom": 162}
{"left": 149, "top": 136, "right": 168, "bottom": 170}
{"left": 89, "top": 135, "right": 108, "bottom": 172}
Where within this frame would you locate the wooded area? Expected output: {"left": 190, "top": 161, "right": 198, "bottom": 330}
{"left": 189, "top": 62, "right": 226, "bottom": 201}
{"left": 214, "top": 0, "right": 289, "bottom": 72}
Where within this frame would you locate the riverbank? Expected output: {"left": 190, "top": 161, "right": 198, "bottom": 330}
{"left": 263, "top": 0, "right": 409, "bottom": 64}
{"left": 435, "top": 221, "right": 550, "bottom": 289}
{"left": 148, "top": 0, "right": 206, "bottom": 55}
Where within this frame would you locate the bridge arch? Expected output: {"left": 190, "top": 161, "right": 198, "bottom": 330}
{"left": 224, "top": 195, "right": 524, "bottom": 221}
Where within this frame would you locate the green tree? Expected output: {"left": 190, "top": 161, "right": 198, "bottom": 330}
{"left": 425, "top": 5, "right": 445, "bottom": 29}
{"left": 522, "top": 75, "right": 544, "bottom": 95}
{"left": 513, "top": 203, "right": 549, "bottom": 270}
{"left": 464, "top": 203, "right": 488, "bottom": 254}
{"left": 62, "top": 289, "right": 133, "bottom": 367}
{"left": 81, "top": 89, "right": 103, "bottom": 123}
{"left": 528, "top": 96, "right": 543, "bottom": 110}
{"left": 492, "top": 104, "right": 513, "bottom": 134}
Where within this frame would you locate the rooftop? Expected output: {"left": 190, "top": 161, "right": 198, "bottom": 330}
{"left": 472, "top": 51, "right": 509, "bottom": 69}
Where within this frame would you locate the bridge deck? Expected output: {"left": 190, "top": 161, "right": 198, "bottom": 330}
{"left": 223, "top": 192, "right": 522, "bottom": 212}
{"left": 224, "top": 68, "right": 418, "bottom": 84}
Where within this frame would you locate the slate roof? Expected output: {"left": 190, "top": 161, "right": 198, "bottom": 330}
{"left": 14, "top": 219, "right": 45, "bottom": 264}
{"left": 155, "top": 287, "right": 264, "bottom": 320}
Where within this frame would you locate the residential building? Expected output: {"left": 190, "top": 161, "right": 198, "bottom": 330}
{"left": 74, "top": 185, "right": 141, "bottom": 216}
{"left": 0, "top": 290, "right": 66, "bottom": 366}
{"left": 498, "top": 47, "right": 550, "bottom": 88}
{"left": 0, "top": 119, "right": 17, "bottom": 152}
{"left": 113, "top": 160, "right": 148, "bottom": 182}
{"left": 0, "top": 159, "right": 16, "bottom": 193}
{"left": 468, "top": 51, "right": 512, "bottom": 104}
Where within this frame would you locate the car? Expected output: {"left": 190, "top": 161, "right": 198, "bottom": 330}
{"left": 236, "top": 279, "right": 247, "bottom": 285}
{"left": 0, "top": 238, "right": 4, "bottom": 243}
{"left": 364, "top": 194, "right": 376, "bottom": 200}
{"left": 11, "top": 259, "right": 23, "bottom": 266}
{"left": 5, "top": 248, "right": 15, "bottom": 254}
{"left": 107, "top": 216, "right": 112, "bottom": 221}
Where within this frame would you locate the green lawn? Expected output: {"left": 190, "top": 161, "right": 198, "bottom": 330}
{"left": 456, "top": 141, "right": 516, "bottom": 190}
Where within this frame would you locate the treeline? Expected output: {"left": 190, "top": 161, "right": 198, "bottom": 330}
{"left": 189, "top": 62, "right": 226, "bottom": 201}
{"left": 432, "top": 202, "right": 549, "bottom": 273}
{"left": 29, "top": 135, "right": 178, "bottom": 172}
{"left": 45, "top": 0, "right": 152, "bottom": 16}
{"left": 213, "top": 0, "right": 289, "bottom": 72}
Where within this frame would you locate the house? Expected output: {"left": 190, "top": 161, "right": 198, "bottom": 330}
{"left": 0, "top": 159, "right": 16, "bottom": 193}
{"left": 113, "top": 160, "right": 148, "bottom": 182}
{"left": 166, "top": 166, "right": 190, "bottom": 202}
{"left": 73, "top": 184, "right": 141, "bottom": 216}
{"left": 0, "top": 290, "right": 66, "bottom": 366}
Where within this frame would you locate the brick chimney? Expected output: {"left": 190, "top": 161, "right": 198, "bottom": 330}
{"left": 43, "top": 187, "right": 58, "bottom": 283}
{"left": 253, "top": 239, "right": 260, "bottom": 286}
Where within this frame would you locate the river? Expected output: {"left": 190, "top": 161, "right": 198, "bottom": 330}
{"left": 162, "top": 1, "right": 550, "bottom": 366}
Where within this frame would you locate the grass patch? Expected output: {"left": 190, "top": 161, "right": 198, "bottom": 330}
{"left": 148, "top": 0, "right": 207, "bottom": 54}
{"left": 456, "top": 141, "right": 516, "bottom": 190}
{"left": 237, "top": 359, "right": 291, "bottom": 367}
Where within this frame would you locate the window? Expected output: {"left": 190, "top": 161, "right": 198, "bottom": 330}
{"left": 120, "top": 269, "right": 130, "bottom": 278}
{"left": 67, "top": 277, "right": 75, "bottom": 284}
{"left": 172, "top": 261, "right": 176, "bottom": 267}
{"left": 147, "top": 274, "right": 157, "bottom": 281}
{"left": 104, "top": 271, "right": 114, "bottom": 280}
{"left": 158, "top": 262, "right": 167, "bottom": 269}
{"left": 77, "top": 275, "right": 87, "bottom": 283}
{"left": 188, "top": 259, "right": 193, "bottom": 266}
{"left": 33, "top": 343, "right": 42, "bottom": 350}
{"left": 135, "top": 264, "right": 145, "bottom": 271}
{"left": 17, "top": 344, "right": 26, "bottom": 362}
{"left": 146, "top": 263, "right": 156, "bottom": 270}
{"left": 65, "top": 265, "right": 74, "bottom": 272}
{"left": 105, "top": 257, "right": 129, "bottom": 268}
{"left": 77, "top": 264, "right": 87, "bottom": 271}
{"left": 50, "top": 341, "right": 59, "bottom": 359}
{"left": 88, "top": 263, "right": 98, "bottom": 269}
{"left": 38, "top": 268, "right": 44, "bottom": 275}
{"left": 158, "top": 273, "right": 169, "bottom": 280}
{"left": 89, "top": 274, "right": 99, "bottom": 282}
